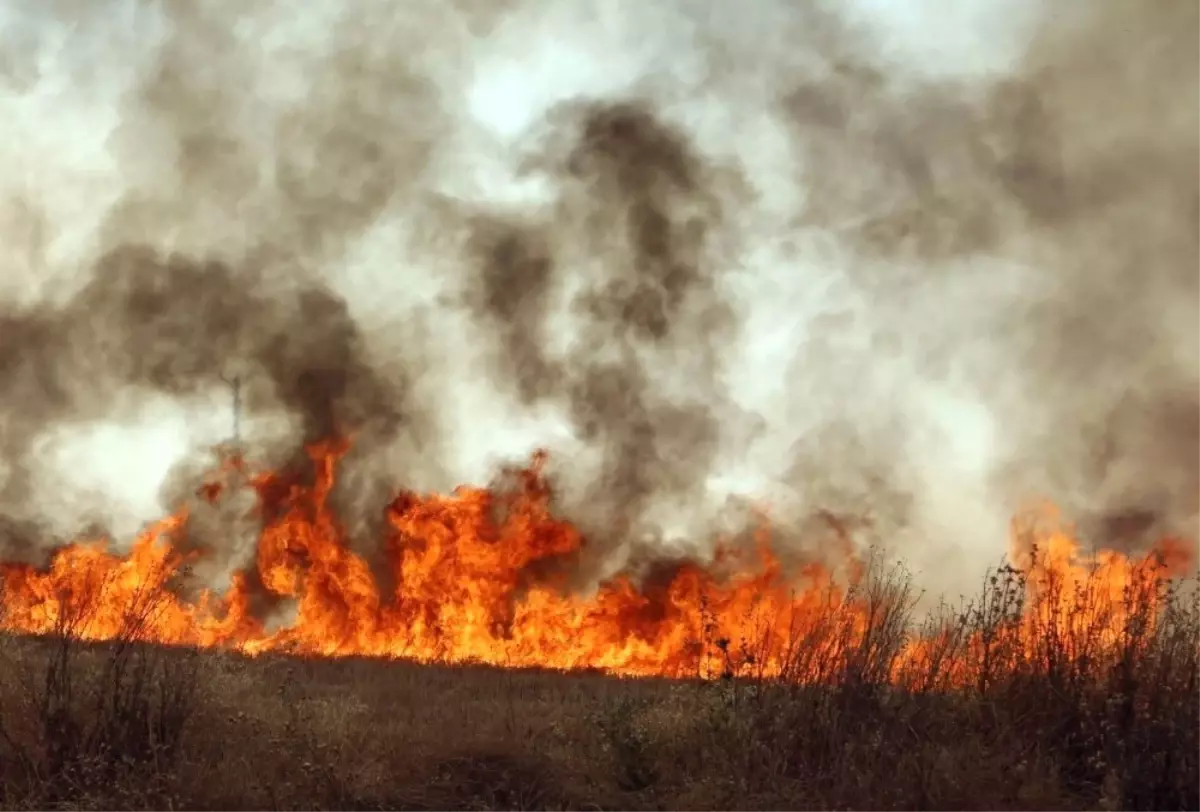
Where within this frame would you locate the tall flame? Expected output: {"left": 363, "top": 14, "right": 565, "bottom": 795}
{"left": 0, "top": 439, "right": 1191, "bottom": 685}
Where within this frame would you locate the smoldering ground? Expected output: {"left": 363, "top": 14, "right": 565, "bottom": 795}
{"left": 0, "top": 0, "right": 1194, "bottom": 602}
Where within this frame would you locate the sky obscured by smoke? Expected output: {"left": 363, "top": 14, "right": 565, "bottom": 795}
{"left": 0, "top": 0, "right": 1195, "bottom": 593}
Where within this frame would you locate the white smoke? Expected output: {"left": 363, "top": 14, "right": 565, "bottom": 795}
{"left": 0, "top": 0, "right": 1194, "bottom": 595}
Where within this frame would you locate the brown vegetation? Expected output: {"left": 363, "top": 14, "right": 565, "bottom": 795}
{"left": 0, "top": 551, "right": 1194, "bottom": 811}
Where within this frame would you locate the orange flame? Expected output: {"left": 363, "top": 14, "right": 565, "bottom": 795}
{"left": 0, "top": 439, "right": 1192, "bottom": 684}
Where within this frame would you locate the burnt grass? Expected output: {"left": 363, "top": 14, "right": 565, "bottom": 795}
{"left": 0, "top": 562, "right": 1196, "bottom": 810}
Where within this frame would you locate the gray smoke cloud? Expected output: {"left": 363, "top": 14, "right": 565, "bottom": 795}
{"left": 0, "top": 0, "right": 1195, "bottom": 597}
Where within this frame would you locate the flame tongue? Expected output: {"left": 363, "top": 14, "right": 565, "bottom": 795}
{"left": 0, "top": 439, "right": 1190, "bottom": 683}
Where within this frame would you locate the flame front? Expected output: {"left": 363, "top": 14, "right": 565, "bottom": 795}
{"left": 0, "top": 439, "right": 1192, "bottom": 685}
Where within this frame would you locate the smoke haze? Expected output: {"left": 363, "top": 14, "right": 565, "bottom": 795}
{"left": 0, "top": 0, "right": 1195, "bottom": 594}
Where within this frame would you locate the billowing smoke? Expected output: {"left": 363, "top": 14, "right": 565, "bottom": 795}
{"left": 0, "top": 0, "right": 1195, "bottom": 596}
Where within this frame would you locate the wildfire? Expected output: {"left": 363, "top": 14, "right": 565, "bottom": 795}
{"left": 0, "top": 439, "right": 1192, "bottom": 686}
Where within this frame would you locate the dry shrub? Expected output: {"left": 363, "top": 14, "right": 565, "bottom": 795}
{"left": 0, "top": 571, "right": 201, "bottom": 808}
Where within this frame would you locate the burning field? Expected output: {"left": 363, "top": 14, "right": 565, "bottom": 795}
{"left": 0, "top": 438, "right": 1195, "bottom": 683}
{"left": 0, "top": 0, "right": 1197, "bottom": 808}
{"left": 0, "top": 439, "right": 1195, "bottom": 810}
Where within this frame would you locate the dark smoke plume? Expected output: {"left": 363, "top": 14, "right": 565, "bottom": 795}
{"left": 0, "top": 245, "right": 420, "bottom": 576}
{"left": 466, "top": 101, "right": 747, "bottom": 574}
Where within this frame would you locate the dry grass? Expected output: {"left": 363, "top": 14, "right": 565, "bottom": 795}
{"left": 0, "top": 554, "right": 1195, "bottom": 811}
